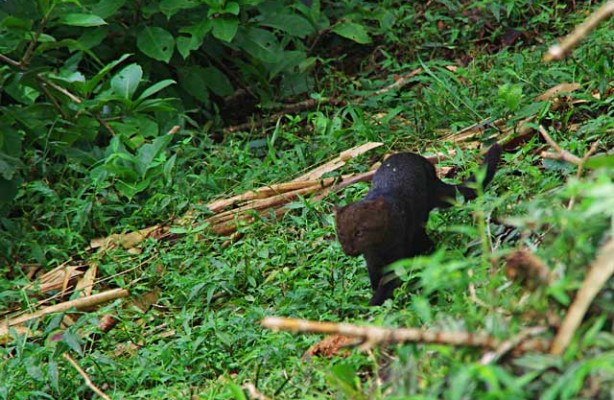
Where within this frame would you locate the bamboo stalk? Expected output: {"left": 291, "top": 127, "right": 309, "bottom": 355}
{"left": 0, "top": 288, "right": 129, "bottom": 335}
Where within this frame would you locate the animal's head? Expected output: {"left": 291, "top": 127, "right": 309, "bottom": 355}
{"left": 335, "top": 197, "right": 391, "bottom": 256}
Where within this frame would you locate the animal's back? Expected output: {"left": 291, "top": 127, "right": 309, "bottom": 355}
{"left": 366, "top": 152, "right": 438, "bottom": 206}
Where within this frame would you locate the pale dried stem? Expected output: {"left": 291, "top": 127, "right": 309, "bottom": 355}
{"left": 206, "top": 184, "right": 326, "bottom": 225}
{"left": 544, "top": 2, "right": 614, "bottom": 61}
{"left": 550, "top": 239, "right": 614, "bottom": 355}
{"left": 207, "top": 179, "right": 332, "bottom": 213}
{"left": 481, "top": 327, "right": 548, "bottom": 364}
{"left": 261, "top": 317, "right": 550, "bottom": 353}
{"left": 538, "top": 125, "right": 583, "bottom": 164}
{"left": 0, "top": 288, "right": 129, "bottom": 335}
{"left": 62, "top": 353, "right": 111, "bottom": 400}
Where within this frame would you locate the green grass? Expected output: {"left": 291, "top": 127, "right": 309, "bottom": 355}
{"left": 2, "top": 1, "right": 614, "bottom": 399}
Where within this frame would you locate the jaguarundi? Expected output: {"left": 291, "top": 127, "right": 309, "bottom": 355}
{"left": 335, "top": 144, "right": 502, "bottom": 306}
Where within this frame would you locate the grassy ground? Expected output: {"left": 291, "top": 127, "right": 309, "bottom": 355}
{"left": 2, "top": 2, "right": 613, "bottom": 399}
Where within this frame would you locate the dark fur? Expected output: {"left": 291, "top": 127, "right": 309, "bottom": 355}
{"left": 336, "top": 144, "right": 502, "bottom": 305}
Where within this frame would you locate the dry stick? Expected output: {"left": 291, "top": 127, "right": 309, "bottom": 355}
{"left": 312, "top": 171, "right": 376, "bottom": 202}
{"left": 0, "top": 53, "right": 22, "bottom": 68}
{"left": 538, "top": 125, "right": 583, "bottom": 164}
{"left": 544, "top": 1, "right": 614, "bottom": 61}
{"left": 550, "top": 239, "right": 614, "bottom": 355}
{"left": 207, "top": 179, "right": 332, "bottom": 213}
{"left": 261, "top": 317, "right": 551, "bottom": 353}
{"left": 481, "top": 327, "right": 548, "bottom": 364}
{"left": 568, "top": 139, "right": 601, "bottom": 208}
{"left": 211, "top": 206, "right": 289, "bottom": 236}
{"left": 62, "top": 353, "right": 111, "bottom": 400}
{"left": 204, "top": 141, "right": 382, "bottom": 215}
{"left": 242, "top": 383, "right": 272, "bottom": 400}
{"left": 206, "top": 184, "right": 329, "bottom": 225}
{"left": 38, "top": 75, "right": 82, "bottom": 103}
{"left": 0, "top": 288, "right": 129, "bottom": 332}
{"left": 293, "top": 141, "right": 383, "bottom": 182}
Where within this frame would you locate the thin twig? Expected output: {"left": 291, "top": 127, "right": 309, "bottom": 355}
{"left": 0, "top": 53, "right": 23, "bottom": 68}
{"left": 62, "top": 353, "right": 111, "bottom": 400}
{"left": 550, "top": 238, "right": 614, "bottom": 355}
{"left": 38, "top": 80, "right": 69, "bottom": 119}
{"left": 261, "top": 317, "right": 551, "bottom": 353}
{"left": 481, "top": 327, "right": 548, "bottom": 364}
{"left": 544, "top": 1, "right": 614, "bottom": 61}
{"left": 37, "top": 75, "right": 82, "bottom": 104}
{"left": 538, "top": 125, "right": 583, "bottom": 164}
{"left": 568, "top": 139, "right": 600, "bottom": 208}
{"left": 21, "top": 13, "right": 50, "bottom": 66}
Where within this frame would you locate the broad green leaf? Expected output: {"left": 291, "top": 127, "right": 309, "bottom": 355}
{"left": 84, "top": 53, "right": 131, "bottom": 95}
{"left": 62, "top": 331, "right": 83, "bottom": 356}
{"left": 111, "top": 63, "right": 142, "bottom": 99}
{"left": 59, "top": 13, "right": 107, "bottom": 27}
{"left": 178, "top": 20, "right": 211, "bottom": 58}
{"left": 177, "top": 36, "right": 200, "bottom": 59}
{"left": 211, "top": 16, "right": 238, "bottom": 42}
{"left": 136, "top": 79, "right": 176, "bottom": 102}
{"left": 137, "top": 26, "right": 175, "bottom": 63}
{"left": 136, "top": 135, "right": 172, "bottom": 177}
{"left": 498, "top": 83, "right": 523, "bottom": 111}
{"left": 332, "top": 21, "right": 371, "bottom": 44}
{"left": 259, "top": 13, "right": 314, "bottom": 38}
{"left": 91, "top": 0, "right": 126, "bottom": 18}
{"left": 224, "top": 1, "right": 239, "bottom": 15}
{"left": 0, "top": 178, "right": 17, "bottom": 203}
{"left": 163, "top": 153, "right": 177, "bottom": 181}
{"left": 585, "top": 154, "right": 614, "bottom": 169}
{"left": 178, "top": 66, "right": 210, "bottom": 102}
{"left": 160, "top": 0, "right": 200, "bottom": 18}
{"left": 202, "top": 67, "right": 233, "bottom": 96}
{"left": 235, "top": 27, "right": 282, "bottom": 63}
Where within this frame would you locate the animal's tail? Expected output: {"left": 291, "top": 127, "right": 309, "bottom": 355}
{"left": 436, "top": 143, "right": 502, "bottom": 207}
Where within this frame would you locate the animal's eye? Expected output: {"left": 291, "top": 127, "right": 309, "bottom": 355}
{"left": 354, "top": 230, "right": 363, "bottom": 238}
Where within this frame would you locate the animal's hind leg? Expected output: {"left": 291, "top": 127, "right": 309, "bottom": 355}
{"left": 412, "top": 228, "right": 434, "bottom": 256}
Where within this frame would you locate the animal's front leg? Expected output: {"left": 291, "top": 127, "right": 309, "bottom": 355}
{"left": 364, "top": 253, "right": 384, "bottom": 291}
{"left": 369, "top": 273, "right": 400, "bottom": 306}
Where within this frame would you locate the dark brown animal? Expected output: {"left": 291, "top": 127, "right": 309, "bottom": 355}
{"left": 336, "top": 144, "right": 502, "bottom": 305}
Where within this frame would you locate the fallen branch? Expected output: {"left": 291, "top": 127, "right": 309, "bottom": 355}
{"left": 544, "top": 1, "right": 614, "bottom": 62}
{"left": 0, "top": 288, "right": 129, "bottom": 336}
{"left": 550, "top": 238, "right": 614, "bottom": 355}
{"left": 63, "top": 353, "right": 111, "bottom": 400}
{"left": 207, "top": 180, "right": 327, "bottom": 213}
{"left": 261, "top": 317, "right": 550, "bottom": 354}
{"left": 206, "top": 179, "right": 339, "bottom": 225}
